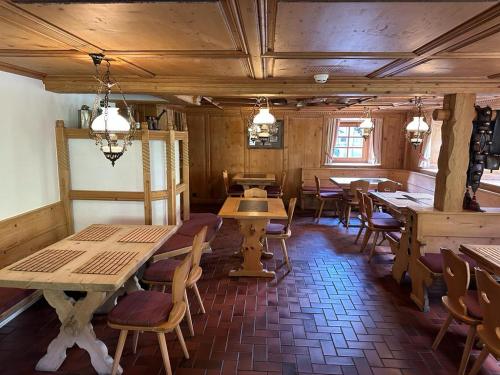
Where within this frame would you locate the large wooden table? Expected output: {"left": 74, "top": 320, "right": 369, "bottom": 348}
{"left": 369, "top": 191, "right": 434, "bottom": 214}
{"left": 460, "top": 244, "right": 500, "bottom": 275}
{"left": 330, "top": 177, "right": 390, "bottom": 191}
{"left": 232, "top": 172, "right": 276, "bottom": 189}
{"left": 218, "top": 197, "right": 288, "bottom": 278}
{"left": 0, "top": 224, "right": 176, "bottom": 374}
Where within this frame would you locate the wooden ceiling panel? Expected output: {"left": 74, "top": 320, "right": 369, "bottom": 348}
{"left": 272, "top": 58, "right": 392, "bottom": 78}
{"left": 16, "top": 3, "right": 237, "bottom": 51}
{"left": 396, "top": 59, "right": 500, "bottom": 77}
{"left": 123, "top": 56, "right": 247, "bottom": 77}
{"left": 274, "top": 2, "right": 492, "bottom": 52}
{"left": 0, "top": 56, "right": 132, "bottom": 76}
{"left": 456, "top": 32, "right": 500, "bottom": 53}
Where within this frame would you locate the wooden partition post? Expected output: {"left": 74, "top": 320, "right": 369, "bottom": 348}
{"left": 181, "top": 134, "right": 190, "bottom": 221}
{"left": 434, "top": 93, "right": 476, "bottom": 211}
{"left": 141, "top": 122, "right": 152, "bottom": 224}
{"left": 55, "top": 120, "right": 74, "bottom": 233}
{"left": 166, "top": 130, "right": 177, "bottom": 224}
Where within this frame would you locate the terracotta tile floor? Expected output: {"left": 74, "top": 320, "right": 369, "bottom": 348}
{"left": 0, "top": 212, "right": 499, "bottom": 375}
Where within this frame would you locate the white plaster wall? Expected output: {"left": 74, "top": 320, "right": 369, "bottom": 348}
{"left": 72, "top": 201, "right": 144, "bottom": 232}
{"left": 0, "top": 71, "right": 94, "bottom": 220}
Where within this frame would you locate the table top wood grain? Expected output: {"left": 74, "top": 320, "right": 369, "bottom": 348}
{"left": 369, "top": 191, "right": 435, "bottom": 211}
{"left": 460, "top": 244, "right": 500, "bottom": 275}
{"left": 330, "top": 177, "right": 390, "bottom": 189}
{"left": 218, "top": 197, "right": 288, "bottom": 220}
{"left": 0, "top": 224, "right": 176, "bottom": 292}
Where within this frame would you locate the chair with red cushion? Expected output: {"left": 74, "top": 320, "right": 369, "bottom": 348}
{"left": 432, "top": 249, "right": 482, "bottom": 375}
{"left": 108, "top": 253, "right": 192, "bottom": 375}
{"left": 314, "top": 176, "right": 342, "bottom": 223}
{"left": 263, "top": 198, "right": 297, "bottom": 272}
{"left": 266, "top": 171, "right": 287, "bottom": 198}
{"left": 354, "top": 190, "right": 394, "bottom": 246}
{"left": 223, "top": 170, "right": 244, "bottom": 197}
{"left": 342, "top": 180, "right": 370, "bottom": 228}
{"left": 143, "top": 227, "right": 207, "bottom": 337}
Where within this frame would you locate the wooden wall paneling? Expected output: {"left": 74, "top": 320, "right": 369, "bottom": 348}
{"left": 55, "top": 120, "right": 74, "bottom": 234}
{"left": 380, "top": 113, "right": 406, "bottom": 169}
{"left": 209, "top": 114, "right": 245, "bottom": 199}
{"left": 141, "top": 123, "right": 152, "bottom": 225}
{"left": 187, "top": 113, "right": 209, "bottom": 202}
{"left": 0, "top": 202, "right": 68, "bottom": 269}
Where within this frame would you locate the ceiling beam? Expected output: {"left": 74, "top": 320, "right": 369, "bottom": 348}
{"left": 42, "top": 76, "right": 500, "bottom": 96}
{"left": 0, "top": 60, "right": 45, "bottom": 79}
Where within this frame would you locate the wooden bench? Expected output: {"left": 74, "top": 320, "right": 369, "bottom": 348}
{"left": 0, "top": 202, "right": 70, "bottom": 327}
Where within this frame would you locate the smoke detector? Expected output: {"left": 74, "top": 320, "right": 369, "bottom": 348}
{"left": 314, "top": 73, "right": 329, "bottom": 84}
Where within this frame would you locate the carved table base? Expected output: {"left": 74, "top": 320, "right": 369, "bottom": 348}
{"left": 229, "top": 218, "right": 275, "bottom": 278}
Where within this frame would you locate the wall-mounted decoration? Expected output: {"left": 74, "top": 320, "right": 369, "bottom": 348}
{"left": 248, "top": 119, "right": 284, "bottom": 149}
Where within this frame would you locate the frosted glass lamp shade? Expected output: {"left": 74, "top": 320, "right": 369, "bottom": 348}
{"left": 359, "top": 118, "right": 374, "bottom": 138}
{"left": 405, "top": 116, "right": 429, "bottom": 133}
{"left": 253, "top": 108, "right": 276, "bottom": 125}
{"left": 91, "top": 107, "right": 131, "bottom": 132}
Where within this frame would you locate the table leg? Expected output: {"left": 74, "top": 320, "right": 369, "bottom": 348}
{"left": 229, "top": 219, "right": 275, "bottom": 278}
{"left": 37, "top": 289, "right": 120, "bottom": 375}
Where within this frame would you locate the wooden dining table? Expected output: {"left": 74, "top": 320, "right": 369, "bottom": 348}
{"left": 0, "top": 224, "right": 176, "bottom": 374}
{"left": 330, "top": 177, "right": 390, "bottom": 191}
{"left": 369, "top": 191, "right": 435, "bottom": 215}
{"left": 232, "top": 172, "right": 276, "bottom": 189}
{"left": 460, "top": 244, "right": 500, "bottom": 275}
{"left": 218, "top": 197, "right": 288, "bottom": 278}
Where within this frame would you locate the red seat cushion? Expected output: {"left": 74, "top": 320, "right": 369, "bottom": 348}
{"left": 386, "top": 231, "right": 402, "bottom": 242}
{"left": 154, "top": 233, "right": 194, "bottom": 256}
{"left": 302, "top": 186, "right": 342, "bottom": 193}
{"left": 419, "top": 253, "right": 478, "bottom": 274}
{"left": 320, "top": 191, "right": 342, "bottom": 199}
{"left": 462, "top": 290, "right": 483, "bottom": 320}
{"left": 265, "top": 185, "right": 281, "bottom": 194}
{"left": 372, "top": 212, "right": 393, "bottom": 220}
{"left": 178, "top": 213, "right": 222, "bottom": 237}
{"left": 108, "top": 291, "right": 173, "bottom": 327}
{"left": 266, "top": 223, "right": 286, "bottom": 235}
{"left": 143, "top": 259, "right": 181, "bottom": 283}
{"left": 370, "top": 218, "right": 402, "bottom": 229}
{"left": 228, "top": 185, "right": 244, "bottom": 195}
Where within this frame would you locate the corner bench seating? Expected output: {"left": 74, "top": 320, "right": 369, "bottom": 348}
{"left": 153, "top": 213, "right": 222, "bottom": 261}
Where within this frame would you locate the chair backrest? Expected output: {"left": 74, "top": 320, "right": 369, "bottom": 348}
{"left": 191, "top": 226, "right": 208, "bottom": 270}
{"left": 377, "top": 180, "right": 402, "bottom": 193}
{"left": 357, "top": 190, "right": 367, "bottom": 220}
{"left": 475, "top": 267, "right": 500, "bottom": 336}
{"left": 285, "top": 197, "right": 297, "bottom": 231}
{"left": 171, "top": 253, "right": 192, "bottom": 304}
{"left": 441, "top": 248, "right": 470, "bottom": 315}
{"left": 314, "top": 175, "right": 321, "bottom": 196}
{"left": 222, "top": 170, "right": 230, "bottom": 195}
{"left": 280, "top": 170, "right": 288, "bottom": 192}
{"left": 362, "top": 193, "right": 375, "bottom": 222}
{"left": 244, "top": 188, "right": 267, "bottom": 198}
{"left": 349, "top": 180, "right": 370, "bottom": 203}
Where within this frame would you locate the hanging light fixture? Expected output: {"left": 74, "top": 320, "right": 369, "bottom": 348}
{"left": 248, "top": 97, "right": 278, "bottom": 144}
{"left": 405, "top": 96, "right": 430, "bottom": 148}
{"left": 359, "top": 107, "right": 374, "bottom": 139}
{"left": 89, "top": 53, "right": 135, "bottom": 166}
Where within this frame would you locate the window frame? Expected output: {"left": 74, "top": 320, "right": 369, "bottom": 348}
{"left": 331, "top": 120, "right": 370, "bottom": 163}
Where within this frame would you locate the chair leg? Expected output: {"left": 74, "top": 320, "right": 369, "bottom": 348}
{"left": 368, "top": 231, "right": 380, "bottom": 263}
{"left": 431, "top": 313, "right": 453, "bottom": 350}
{"left": 345, "top": 205, "right": 352, "bottom": 228}
{"left": 175, "top": 325, "right": 190, "bottom": 359}
{"left": 132, "top": 331, "right": 140, "bottom": 354}
{"left": 360, "top": 228, "right": 372, "bottom": 252}
{"left": 468, "top": 347, "right": 489, "bottom": 375}
{"left": 314, "top": 199, "right": 320, "bottom": 221}
{"left": 458, "top": 325, "right": 477, "bottom": 375}
{"left": 354, "top": 222, "right": 364, "bottom": 244}
{"left": 192, "top": 283, "right": 206, "bottom": 314}
{"left": 280, "top": 238, "right": 291, "bottom": 271}
{"left": 184, "top": 290, "right": 195, "bottom": 336}
{"left": 317, "top": 200, "right": 325, "bottom": 222}
{"left": 157, "top": 332, "right": 173, "bottom": 375}
{"left": 377, "top": 232, "right": 386, "bottom": 246}
{"left": 111, "top": 330, "right": 128, "bottom": 375}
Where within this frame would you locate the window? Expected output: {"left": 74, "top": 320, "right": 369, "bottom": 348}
{"left": 331, "top": 120, "right": 369, "bottom": 163}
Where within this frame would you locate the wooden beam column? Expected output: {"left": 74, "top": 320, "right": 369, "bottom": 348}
{"left": 433, "top": 93, "right": 476, "bottom": 211}
{"left": 55, "top": 120, "right": 74, "bottom": 234}
{"left": 166, "top": 130, "right": 177, "bottom": 225}
{"left": 141, "top": 122, "right": 152, "bottom": 224}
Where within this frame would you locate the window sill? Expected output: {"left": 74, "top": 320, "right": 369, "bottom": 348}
{"left": 323, "top": 163, "right": 381, "bottom": 167}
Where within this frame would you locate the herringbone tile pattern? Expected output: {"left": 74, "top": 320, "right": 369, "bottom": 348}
{"left": 0, "top": 213, "right": 498, "bottom": 375}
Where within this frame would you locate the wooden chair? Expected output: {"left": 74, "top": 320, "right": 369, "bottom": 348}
{"left": 222, "top": 170, "right": 243, "bottom": 197}
{"left": 432, "top": 249, "right": 482, "bottom": 375}
{"left": 266, "top": 170, "right": 287, "bottom": 198}
{"left": 360, "top": 194, "right": 402, "bottom": 262}
{"left": 377, "top": 180, "right": 403, "bottom": 192}
{"left": 354, "top": 190, "right": 394, "bottom": 245}
{"left": 142, "top": 227, "right": 208, "bottom": 337}
{"left": 314, "top": 176, "right": 342, "bottom": 223}
{"left": 108, "top": 253, "right": 192, "bottom": 375}
{"left": 244, "top": 187, "right": 267, "bottom": 198}
{"left": 468, "top": 268, "right": 500, "bottom": 375}
{"left": 264, "top": 197, "right": 297, "bottom": 271}
{"left": 342, "top": 180, "right": 370, "bottom": 228}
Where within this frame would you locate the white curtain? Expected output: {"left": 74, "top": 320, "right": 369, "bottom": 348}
{"left": 418, "top": 113, "right": 435, "bottom": 168}
{"left": 368, "top": 118, "right": 383, "bottom": 164}
{"left": 324, "top": 118, "right": 339, "bottom": 164}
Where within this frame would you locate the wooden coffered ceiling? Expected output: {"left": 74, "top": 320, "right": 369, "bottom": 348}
{"left": 0, "top": 0, "right": 500, "bottom": 101}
